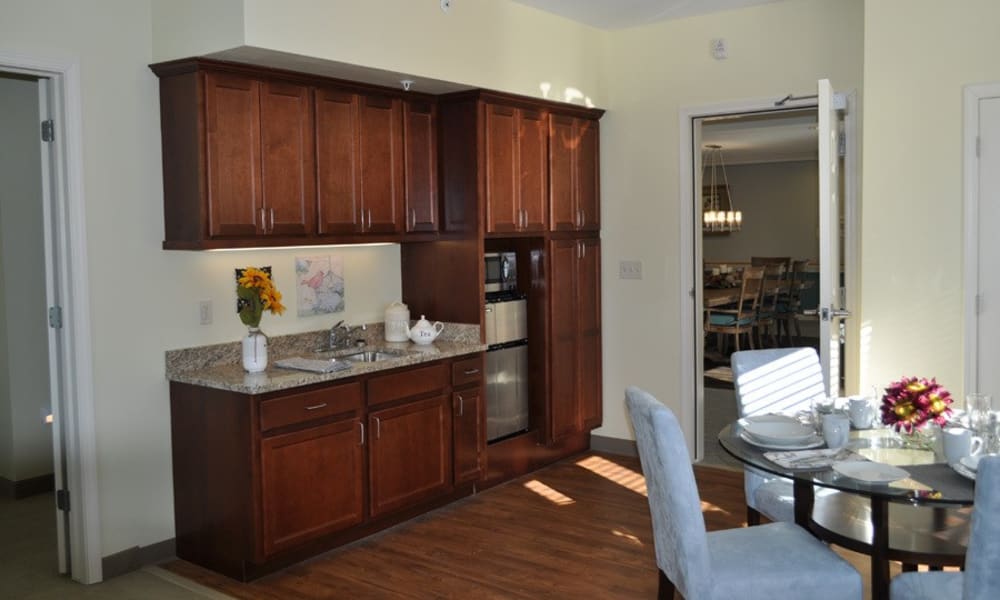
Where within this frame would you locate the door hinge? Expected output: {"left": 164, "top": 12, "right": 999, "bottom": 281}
{"left": 41, "top": 119, "right": 55, "bottom": 142}
{"left": 48, "top": 306, "right": 63, "bottom": 329}
{"left": 56, "top": 489, "right": 70, "bottom": 512}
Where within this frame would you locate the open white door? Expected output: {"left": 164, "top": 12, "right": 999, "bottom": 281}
{"left": 817, "top": 79, "right": 847, "bottom": 395}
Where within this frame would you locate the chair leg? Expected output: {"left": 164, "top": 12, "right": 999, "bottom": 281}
{"left": 746, "top": 506, "right": 761, "bottom": 526}
{"left": 658, "top": 569, "right": 676, "bottom": 600}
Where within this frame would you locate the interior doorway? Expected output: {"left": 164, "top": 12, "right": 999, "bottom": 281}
{"left": 678, "top": 89, "right": 860, "bottom": 463}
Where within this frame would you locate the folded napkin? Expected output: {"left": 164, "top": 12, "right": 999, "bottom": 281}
{"left": 274, "top": 357, "right": 352, "bottom": 374}
{"left": 764, "top": 448, "right": 866, "bottom": 470}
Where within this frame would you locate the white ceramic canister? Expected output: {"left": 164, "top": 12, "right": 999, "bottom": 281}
{"left": 384, "top": 301, "right": 410, "bottom": 342}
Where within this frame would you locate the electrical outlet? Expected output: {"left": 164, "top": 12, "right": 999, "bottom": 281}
{"left": 619, "top": 260, "right": 643, "bottom": 280}
{"left": 711, "top": 38, "right": 727, "bottom": 60}
{"left": 199, "top": 300, "right": 213, "bottom": 325}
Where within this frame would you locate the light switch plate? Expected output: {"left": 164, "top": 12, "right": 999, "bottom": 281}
{"left": 619, "top": 260, "right": 643, "bottom": 280}
{"left": 199, "top": 300, "right": 213, "bottom": 325}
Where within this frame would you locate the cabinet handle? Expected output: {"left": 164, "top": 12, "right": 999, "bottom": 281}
{"left": 359, "top": 421, "right": 365, "bottom": 445}
{"left": 409, "top": 208, "right": 416, "bottom": 230}
{"left": 259, "top": 207, "right": 266, "bottom": 232}
{"left": 577, "top": 209, "right": 584, "bottom": 228}
{"left": 457, "top": 394, "right": 464, "bottom": 417}
{"left": 367, "top": 209, "right": 373, "bottom": 231}
{"left": 304, "top": 403, "right": 328, "bottom": 411}
{"left": 463, "top": 368, "right": 480, "bottom": 375}
{"left": 374, "top": 416, "right": 381, "bottom": 439}
{"left": 269, "top": 208, "right": 275, "bottom": 233}
{"left": 581, "top": 241, "right": 586, "bottom": 259}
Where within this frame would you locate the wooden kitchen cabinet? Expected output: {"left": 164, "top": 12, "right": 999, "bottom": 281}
{"left": 403, "top": 99, "right": 439, "bottom": 232}
{"left": 549, "top": 114, "right": 600, "bottom": 232}
{"left": 358, "top": 94, "right": 405, "bottom": 233}
{"left": 484, "top": 103, "right": 548, "bottom": 234}
{"left": 202, "top": 71, "right": 315, "bottom": 238}
{"left": 368, "top": 395, "right": 452, "bottom": 517}
{"left": 548, "top": 237, "right": 602, "bottom": 440}
{"left": 451, "top": 354, "right": 485, "bottom": 483}
{"left": 260, "top": 417, "right": 364, "bottom": 556}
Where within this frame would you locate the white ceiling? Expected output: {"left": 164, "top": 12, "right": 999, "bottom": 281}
{"left": 509, "top": 0, "right": 785, "bottom": 30}
{"left": 701, "top": 109, "right": 817, "bottom": 165}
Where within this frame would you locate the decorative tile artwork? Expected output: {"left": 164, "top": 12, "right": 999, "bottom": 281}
{"left": 295, "top": 255, "right": 344, "bottom": 317}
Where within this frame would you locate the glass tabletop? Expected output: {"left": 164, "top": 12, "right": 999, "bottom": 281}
{"left": 718, "top": 422, "right": 976, "bottom": 505}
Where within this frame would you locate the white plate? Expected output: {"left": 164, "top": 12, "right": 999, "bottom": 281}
{"left": 744, "top": 419, "right": 817, "bottom": 444}
{"left": 740, "top": 430, "right": 824, "bottom": 450}
{"left": 960, "top": 455, "right": 981, "bottom": 472}
{"left": 951, "top": 460, "right": 977, "bottom": 481}
{"left": 832, "top": 460, "right": 909, "bottom": 483}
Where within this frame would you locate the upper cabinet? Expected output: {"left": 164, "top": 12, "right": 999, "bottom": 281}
{"left": 549, "top": 115, "right": 600, "bottom": 232}
{"left": 484, "top": 103, "right": 547, "bottom": 234}
{"left": 403, "top": 100, "right": 439, "bottom": 233}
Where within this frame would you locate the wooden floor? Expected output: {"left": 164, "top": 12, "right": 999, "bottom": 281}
{"left": 164, "top": 452, "right": 888, "bottom": 599}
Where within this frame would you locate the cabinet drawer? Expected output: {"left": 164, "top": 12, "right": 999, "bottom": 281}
{"left": 367, "top": 363, "right": 448, "bottom": 406}
{"left": 451, "top": 354, "right": 484, "bottom": 387}
{"left": 260, "top": 382, "right": 362, "bottom": 432}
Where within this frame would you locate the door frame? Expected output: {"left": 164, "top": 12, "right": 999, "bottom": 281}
{"left": 0, "top": 50, "right": 102, "bottom": 584}
{"left": 962, "top": 82, "right": 1000, "bottom": 395}
{"left": 678, "top": 91, "right": 860, "bottom": 460}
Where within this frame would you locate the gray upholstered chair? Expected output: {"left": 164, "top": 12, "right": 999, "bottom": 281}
{"left": 731, "top": 347, "right": 827, "bottom": 524}
{"left": 625, "top": 386, "right": 861, "bottom": 600}
{"left": 890, "top": 456, "right": 1000, "bottom": 599}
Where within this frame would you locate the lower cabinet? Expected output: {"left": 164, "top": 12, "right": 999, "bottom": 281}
{"left": 260, "top": 417, "right": 365, "bottom": 556}
{"left": 451, "top": 354, "right": 485, "bottom": 484}
{"left": 368, "top": 395, "right": 452, "bottom": 517}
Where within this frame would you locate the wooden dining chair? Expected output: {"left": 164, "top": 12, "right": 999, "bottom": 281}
{"left": 776, "top": 259, "right": 810, "bottom": 346}
{"left": 891, "top": 456, "right": 1000, "bottom": 599}
{"left": 755, "top": 263, "right": 786, "bottom": 348}
{"left": 625, "top": 386, "right": 862, "bottom": 600}
{"left": 705, "top": 265, "right": 764, "bottom": 353}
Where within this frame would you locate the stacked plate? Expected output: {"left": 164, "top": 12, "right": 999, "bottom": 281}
{"left": 951, "top": 454, "right": 979, "bottom": 481}
{"left": 740, "top": 415, "right": 823, "bottom": 450}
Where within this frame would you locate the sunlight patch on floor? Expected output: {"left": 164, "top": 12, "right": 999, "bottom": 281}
{"left": 575, "top": 455, "right": 648, "bottom": 496}
{"left": 523, "top": 479, "right": 575, "bottom": 505}
{"left": 611, "top": 529, "right": 644, "bottom": 546}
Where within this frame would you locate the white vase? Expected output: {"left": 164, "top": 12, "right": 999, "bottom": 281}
{"left": 242, "top": 327, "right": 268, "bottom": 373}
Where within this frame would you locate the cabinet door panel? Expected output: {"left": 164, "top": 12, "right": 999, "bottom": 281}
{"left": 260, "top": 418, "right": 364, "bottom": 557}
{"left": 453, "top": 388, "right": 484, "bottom": 484}
{"left": 548, "top": 114, "right": 576, "bottom": 232}
{"left": 204, "top": 72, "right": 261, "bottom": 237}
{"left": 518, "top": 109, "right": 548, "bottom": 232}
{"left": 549, "top": 239, "right": 579, "bottom": 440}
{"left": 316, "top": 88, "right": 360, "bottom": 234}
{"left": 259, "top": 80, "right": 315, "bottom": 236}
{"left": 576, "top": 119, "right": 600, "bottom": 231}
{"left": 577, "top": 239, "right": 602, "bottom": 429}
{"left": 359, "top": 94, "right": 404, "bottom": 233}
{"left": 369, "top": 396, "right": 451, "bottom": 518}
{"left": 485, "top": 103, "right": 518, "bottom": 233}
{"left": 404, "top": 100, "right": 438, "bottom": 233}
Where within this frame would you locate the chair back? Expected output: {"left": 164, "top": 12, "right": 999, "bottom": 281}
{"left": 737, "top": 265, "right": 765, "bottom": 319}
{"left": 965, "top": 456, "right": 1000, "bottom": 599}
{"left": 759, "top": 263, "right": 786, "bottom": 315}
{"left": 626, "top": 387, "right": 711, "bottom": 599}
{"left": 731, "top": 348, "right": 826, "bottom": 417}
{"left": 783, "top": 259, "right": 810, "bottom": 309}
{"left": 750, "top": 256, "right": 791, "bottom": 268}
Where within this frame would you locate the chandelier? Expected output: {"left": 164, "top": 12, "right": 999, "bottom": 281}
{"left": 702, "top": 144, "right": 742, "bottom": 233}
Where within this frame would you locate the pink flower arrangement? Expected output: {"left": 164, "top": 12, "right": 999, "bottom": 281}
{"left": 880, "top": 376, "right": 953, "bottom": 432}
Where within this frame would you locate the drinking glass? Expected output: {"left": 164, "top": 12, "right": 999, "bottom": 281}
{"left": 811, "top": 395, "right": 837, "bottom": 433}
{"left": 966, "top": 393, "right": 993, "bottom": 433}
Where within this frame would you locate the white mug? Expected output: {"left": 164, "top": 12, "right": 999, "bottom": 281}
{"left": 942, "top": 427, "right": 984, "bottom": 464}
{"left": 822, "top": 413, "right": 851, "bottom": 449}
{"left": 848, "top": 397, "right": 875, "bottom": 429}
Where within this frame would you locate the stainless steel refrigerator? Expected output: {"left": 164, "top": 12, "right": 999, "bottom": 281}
{"left": 484, "top": 294, "right": 529, "bottom": 442}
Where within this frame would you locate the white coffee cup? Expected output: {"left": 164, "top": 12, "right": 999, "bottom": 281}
{"left": 822, "top": 413, "right": 851, "bottom": 449}
{"left": 942, "top": 427, "right": 984, "bottom": 464}
{"left": 848, "top": 397, "right": 875, "bottom": 429}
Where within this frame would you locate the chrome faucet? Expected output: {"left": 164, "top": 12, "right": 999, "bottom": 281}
{"left": 327, "top": 321, "right": 367, "bottom": 351}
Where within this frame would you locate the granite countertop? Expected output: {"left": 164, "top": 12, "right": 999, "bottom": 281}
{"left": 166, "top": 323, "right": 486, "bottom": 395}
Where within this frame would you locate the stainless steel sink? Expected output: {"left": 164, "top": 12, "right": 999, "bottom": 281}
{"left": 341, "top": 350, "right": 405, "bottom": 363}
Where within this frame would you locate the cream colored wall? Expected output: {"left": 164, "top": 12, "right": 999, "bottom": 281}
{"left": 861, "top": 0, "right": 1000, "bottom": 398}
{"left": 0, "top": 75, "right": 53, "bottom": 481}
{"left": 702, "top": 160, "right": 819, "bottom": 263}
{"left": 598, "top": 0, "right": 863, "bottom": 440}
{"left": 151, "top": 0, "right": 245, "bottom": 60}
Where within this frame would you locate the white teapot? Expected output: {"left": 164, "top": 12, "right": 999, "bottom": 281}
{"left": 407, "top": 315, "right": 444, "bottom": 345}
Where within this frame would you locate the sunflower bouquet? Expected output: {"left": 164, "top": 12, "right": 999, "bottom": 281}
{"left": 879, "top": 376, "right": 953, "bottom": 433}
{"left": 236, "top": 266, "right": 285, "bottom": 328}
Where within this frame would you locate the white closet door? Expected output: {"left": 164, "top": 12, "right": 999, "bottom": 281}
{"left": 976, "top": 96, "right": 1000, "bottom": 400}
{"left": 817, "top": 79, "right": 844, "bottom": 396}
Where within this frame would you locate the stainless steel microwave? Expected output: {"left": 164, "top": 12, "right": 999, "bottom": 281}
{"left": 484, "top": 251, "right": 517, "bottom": 293}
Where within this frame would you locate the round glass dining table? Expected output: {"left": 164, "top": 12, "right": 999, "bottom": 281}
{"left": 718, "top": 422, "right": 976, "bottom": 599}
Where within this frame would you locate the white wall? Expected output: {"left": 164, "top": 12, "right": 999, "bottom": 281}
{"left": 860, "top": 0, "right": 1000, "bottom": 398}
{"left": 598, "top": 0, "right": 863, "bottom": 440}
{"left": 0, "top": 75, "right": 53, "bottom": 482}
{"left": 702, "top": 160, "right": 819, "bottom": 263}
